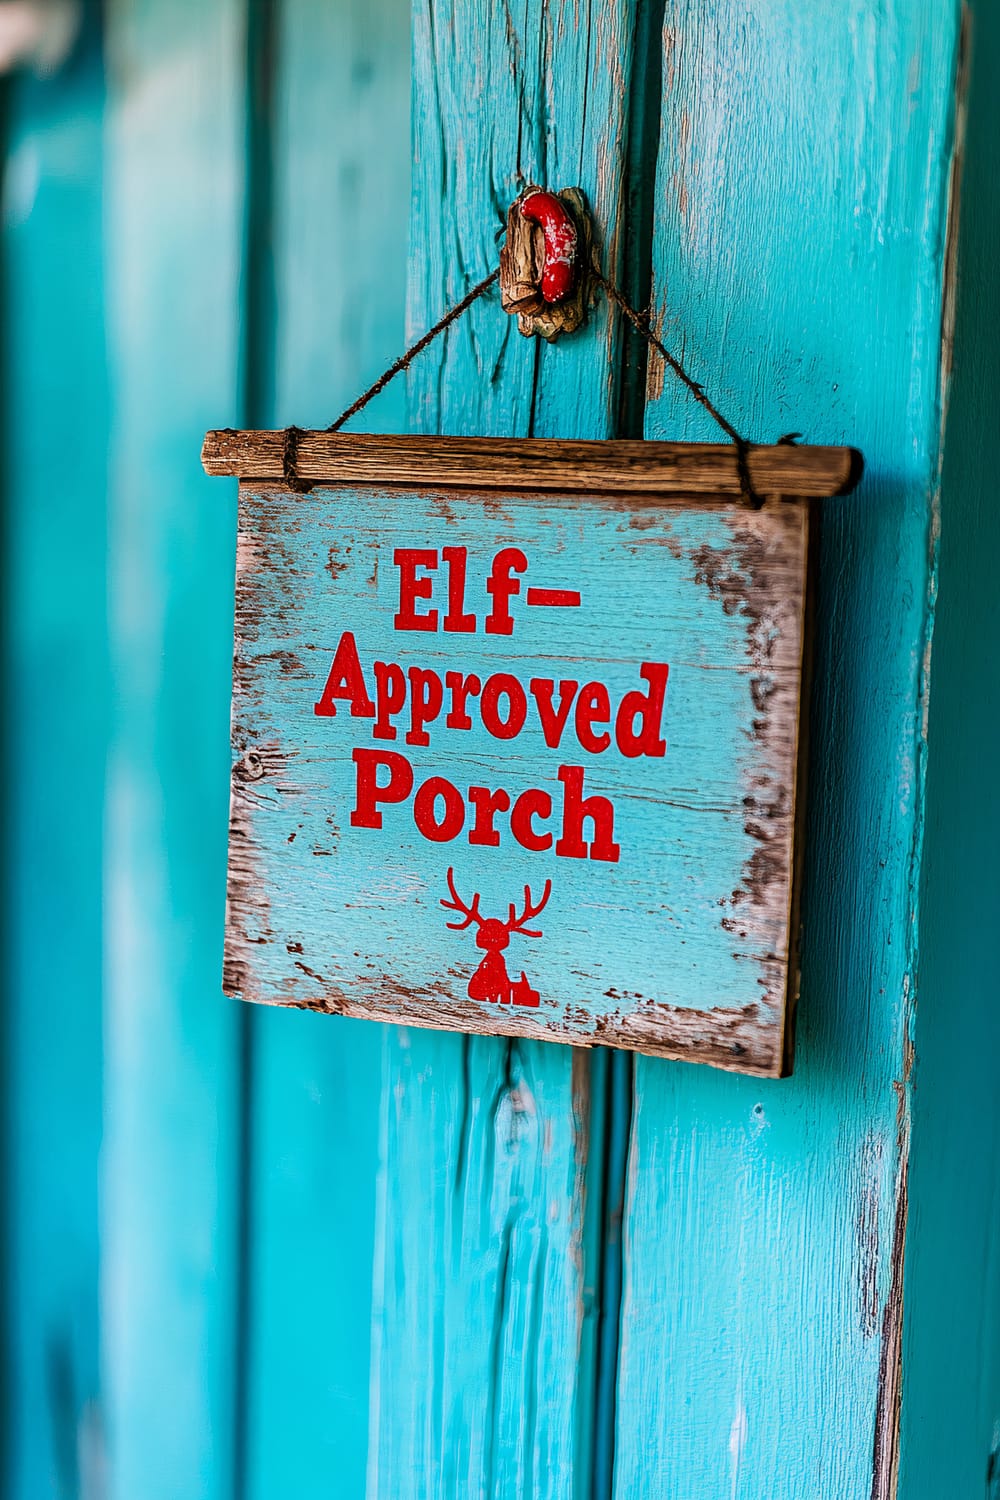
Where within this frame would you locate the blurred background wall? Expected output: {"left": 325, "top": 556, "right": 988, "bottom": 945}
{"left": 2, "top": 2, "right": 407, "bottom": 1494}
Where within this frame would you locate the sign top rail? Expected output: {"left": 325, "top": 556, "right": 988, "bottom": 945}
{"left": 202, "top": 430, "right": 863, "bottom": 498}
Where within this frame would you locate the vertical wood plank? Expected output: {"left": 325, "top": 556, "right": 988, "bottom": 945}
{"left": 101, "top": 2, "right": 243, "bottom": 1494}
{"left": 242, "top": 1, "right": 410, "bottom": 1494}
{"left": 614, "top": 3, "right": 961, "bottom": 1496}
{"left": 272, "top": 0, "right": 410, "bottom": 436}
{"left": 406, "top": 0, "right": 635, "bottom": 445}
{"left": 900, "top": 4, "right": 1000, "bottom": 1492}
{"left": 1, "top": 22, "right": 107, "bottom": 1497}
{"left": 371, "top": 3, "right": 639, "bottom": 1494}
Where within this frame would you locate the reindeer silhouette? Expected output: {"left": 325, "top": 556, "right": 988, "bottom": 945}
{"left": 441, "top": 868, "right": 551, "bottom": 1007}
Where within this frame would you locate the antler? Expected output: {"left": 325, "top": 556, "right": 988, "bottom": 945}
{"left": 440, "top": 867, "right": 484, "bottom": 930}
{"left": 507, "top": 879, "right": 552, "bottom": 937}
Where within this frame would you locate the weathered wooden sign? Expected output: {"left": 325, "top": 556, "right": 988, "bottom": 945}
{"left": 202, "top": 432, "right": 861, "bottom": 1076}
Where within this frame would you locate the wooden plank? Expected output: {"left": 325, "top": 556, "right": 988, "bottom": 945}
{"left": 0, "top": 27, "right": 106, "bottom": 1497}
{"left": 241, "top": 0, "right": 410, "bottom": 1494}
{"left": 203, "top": 428, "right": 861, "bottom": 495}
{"left": 612, "top": 4, "right": 963, "bottom": 1497}
{"left": 222, "top": 472, "right": 813, "bottom": 1077}
{"left": 101, "top": 2, "right": 244, "bottom": 1495}
{"left": 899, "top": 5, "right": 1000, "bottom": 1490}
{"left": 367, "top": 1, "right": 643, "bottom": 1493}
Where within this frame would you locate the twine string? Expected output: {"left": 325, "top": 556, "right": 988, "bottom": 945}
{"left": 589, "top": 267, "right": 759, "bottom": 507}
{"left": 283, "top": 258, "right": 761, "bottom": 506}
{"left": 329, "top": 268, "right": 501, "bottom": 434}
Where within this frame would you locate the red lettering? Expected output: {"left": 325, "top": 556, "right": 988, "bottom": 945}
{"left": 615, "top": 663, "right": 670, "bottom": 757}
{"left": 511, "top": 788, "right": 553, "bottom": 851}
{"left": 445, "top": 670, "right": 481, "bottom": 729}
{"left": 350, "top": 749, "right": 413, "bottom": 829}
{"left": 406, "top": 666, "right": 444, "bottom": 746}
{"left": 442, "top": 545, "right": 476, "bottom": 632}
{"left": 468, "top": 785, "right": 511, "bottom": 847}
{"left": 413, "top": 776, "right": 465, "bottom": 842}
{"left": 481, "top": 673, "right": 527, "bottom": 740}
{"left": 555, "top": 765, "right": 620, "bottom": 862}
{"left": 485, "top": 547, "right": 527, "bottom": 635}
{"left": 574, "top": 682, "right": 612, "bottom": 753}
{"left": 314, "top": 630, "right": 375, "bottom": 718}
{"left": 373, "top": 660, "right": 407, "bottom": 740}
{"left": 530, "top": 678, "right": 578, "bottom": 748}
{"left": 393, "top": 548, "right": 438, "bottom": 631}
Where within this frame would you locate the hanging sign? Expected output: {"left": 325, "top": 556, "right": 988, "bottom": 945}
{"left": 202, "top": 431, "right": 861, "bottom": 1076}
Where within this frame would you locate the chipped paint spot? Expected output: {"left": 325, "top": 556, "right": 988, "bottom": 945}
{"left": 855, "top": 1129, "right": 884, "bottom": 1341}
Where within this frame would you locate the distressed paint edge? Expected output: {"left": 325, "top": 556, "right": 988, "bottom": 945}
{"left": 219, "top": 959, "right": 785, "bottom": 1077}
{"left": 870, "top": 1040, "right": 914, "bottom": 1500}
{"left": 201, "top": 430, "right": 863, "bottom": 497}
{"left": 223, "top": 733, "right": 791, "bottom": 1087}
{"left": 870, "top": 9, "right": 972, "bottom": 1497}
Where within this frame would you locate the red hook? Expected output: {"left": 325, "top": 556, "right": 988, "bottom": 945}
{"left": 519, "top": 190, "right": 579, "bottom": 304}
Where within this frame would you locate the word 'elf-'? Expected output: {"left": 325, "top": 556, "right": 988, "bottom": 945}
{"left": 392, "top": 544, "right": 583, "bottom": 634}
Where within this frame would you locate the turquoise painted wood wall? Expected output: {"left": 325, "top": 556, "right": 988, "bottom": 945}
{"left": 1, "top": 0, "right": 998, "bottom": 1496}
{"left": 2, "top": 17, "right": 106, "bottom": 1497}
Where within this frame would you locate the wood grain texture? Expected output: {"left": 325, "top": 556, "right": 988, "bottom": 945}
{"left": 203, "top": 428, "right": 861, "bottom": 495}
{"left": 613, "top": 4, "right": 963, "bottom": 1498}
{"left": 405, "top": 0, "right": 635, "bottom": 446}
{"left": 241, "top": 2, "right": 410, "bottom": 1494}
{"left": 367, "top": 1, "right": 645, "bottom": 1493}
{"left": 223, "top": 474, "right": 813, "bottom": 1077}
{"left": 102, "top": 3, "right": 244, "bottom": 1495}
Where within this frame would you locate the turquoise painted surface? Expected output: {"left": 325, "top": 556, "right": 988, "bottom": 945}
{"left": 615, "top": 3, "right": 963, "bottom": 1496}
{"left": 102, "top": 1, "right": 243, "bottom": 1494}
{"left": 901, "top": 4, "right": 1000, "bottom": 1494}
{"left": 1, "top": 21, "right": 107, "bottom": 1497}
{"left": 369, "top": 2, "right": 644, "bottom": 1494}
{"left": 1, "top": 0, "right": 996, "bottom": 1495}
{"left": 230, "top": 483, "right": 804, "bottom": 1041}
{"left": 244, "top": 1, "right": 409, "bottom": 1493}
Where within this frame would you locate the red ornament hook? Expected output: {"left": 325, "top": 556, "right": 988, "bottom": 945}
{"left": 519, "top": 190, "right": 579, "bottom": 304}
{"left": 499, "top": 185, "right": 591, "bottom": 341}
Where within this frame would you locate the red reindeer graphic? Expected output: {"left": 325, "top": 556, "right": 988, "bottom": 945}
{"left": 441, "top": 867, "right": 551, "bottom": 1007}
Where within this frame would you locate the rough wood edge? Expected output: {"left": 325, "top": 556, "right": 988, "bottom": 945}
{"left": 221, "top": 974, "right": 786, "bottom": 1078}
{"left": 777, "top": 501, "right": 818, "bottom": 1078}
{"left": 202, "top": 429, "right": 864, "bottom": 498}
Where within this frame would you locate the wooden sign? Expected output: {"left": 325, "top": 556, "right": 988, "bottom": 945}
{"left": 202, "top": 432, "right": 861, "bottom": 1076}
